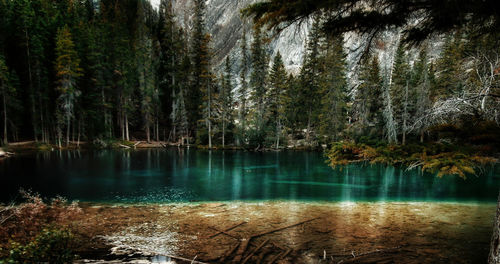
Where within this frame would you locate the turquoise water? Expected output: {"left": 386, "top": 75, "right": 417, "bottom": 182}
{"left": 0, "top": 148, "right": 499, "bottom": 203}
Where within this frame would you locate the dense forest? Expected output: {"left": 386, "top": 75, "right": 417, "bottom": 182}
{"left": 0, "top": 0, "right": 499, "bottom": 156}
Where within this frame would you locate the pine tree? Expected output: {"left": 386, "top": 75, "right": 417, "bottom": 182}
{"left": 0, "top": 55, "right": 10, "bottom": 145}
{"left": 249, "top": 26, "right": 268, "bottom": 146}
{"left": 355, "top": 55, "right": 384, "bottom": 138}
{"left": 299, "top": 17, "right": 323, "bottom": 144}
{"left": 136, "top": 0, "right": 156, "bottom": 142}
{"left": 189, "top": 0, "right": 207, "bottom": 138}
{"left": 412, "top": 48, "right": 432, "bottom": 142}
{"left": 268, "top": 51, "right": 289, "bottom": 148}
{"left": 436, "top": 32, "right": 465, "bottom": 97}
{"left": 198, "top": 33, "right": 215, "bottom": 148}
{"left": 159, "top": 0, "right": 184, "bottom": 142}
{"left": 390, "top": 43, "right": 413, "bottom": 144}
{"left": 219, "top": 57, "right": 233, "bottom": 148}
{"left": 54, "top": 25, "right": 82, "bottom": 147}
{"left": 318, "top": 36, "right": 348, "bottom": 142}
{"left": 236, "top": 27, "right": 249, "bottom": 146}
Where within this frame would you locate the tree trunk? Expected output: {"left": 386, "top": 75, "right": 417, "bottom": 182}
{"left": 77, "top": 119, "right": 81, "bottom": 148}
{"left": 3, "top": 90, "right": 7, "bottom": 145}
{"left": 66, "top": 116, "right": 70, "bottom": 147}
{"left": 306, "top": 108, "right": 312, "bottom": 145}
{"left": 156, "top": 119, "right": 159, "bottom": 142}
{"left": 489, "top": 191, "right": 500, "bottom": 264}
{"left": 125, "top": 113, "right": 129, "bottom": 141}
{"left": 276, "top": 119, "right": 280, "bottom": 149}
{"left": 146, "top": 123, "right": 150, "bottom": 143}
{"left": 222, "top": 118, "right": 225, "bottom": 148}
{"left": 208, "top": 82, "right": 212, "bottom": 149}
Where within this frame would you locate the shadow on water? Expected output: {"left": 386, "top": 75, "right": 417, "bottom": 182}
{"left": 0, "top": 148, "right": 499, "bottom": 203}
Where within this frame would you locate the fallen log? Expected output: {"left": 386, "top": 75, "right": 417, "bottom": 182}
{"left": 232, "top": 237, "right": 252, "bottom": 263}
{"left": 336, "top": 246, "right": 401, "bottom": 264}
{"left": 267, "top": 251, "right": 284, "bottom": 264}
{"left": 253, "top": 217, "right": 320, "bottom": 238}
{"left": 256, "top": 248, "right": 271, "bottom": 264}
{"left": 119, "top": 144, "right": 131, "bottom": 149}
{"left": 206, "top": 221, "right": 246, "bottom": 239}
{"left": 280, "top": 248, "right": 292, "bottom": 259}
{"left": 242, "top": 238, "right": 269, "bottom": 264}
{"left": 161, "top": 254, "right": 208, "bottom": 264}
{"left": 208, "top": 226, "right": 241, "bottom": 239}
{"left": 220, "top": 242, "right": 240, "bottom": 262}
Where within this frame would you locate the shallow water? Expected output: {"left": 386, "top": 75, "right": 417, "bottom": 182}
{"left": 0, "top": 148, "right": 499, "bottom": 203}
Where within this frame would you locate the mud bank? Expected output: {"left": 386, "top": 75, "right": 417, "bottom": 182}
{"left": 72, "top": 201, "right": 495, "bottom": 263}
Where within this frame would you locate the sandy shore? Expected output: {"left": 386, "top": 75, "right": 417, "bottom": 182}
{"left": 69, "top": 201, "right": 496, "bottom": 263}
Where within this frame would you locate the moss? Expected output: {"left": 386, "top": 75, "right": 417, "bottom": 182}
{"left": 326, "top": 142, "right": 498, "bottom": 179}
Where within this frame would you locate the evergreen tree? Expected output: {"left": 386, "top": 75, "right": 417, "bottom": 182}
{"left": 198, "top": 34, "right": 215, "bottom": 148}
{"left": 355, "top": 55, "right": 384, "bottom": 138}
{"left": 236, "top": 27, "right": 249, "bottom": 146}
{"left": 267, "top": 51, "right": 289, "bottom": 148}
{"left": 390, "top": 43, "right": 413, "bottom": 144}
{"left": 299, "top": 17, "right": 323, "bottom": 143}
{"left": 136, "top": 0, "right": 157, "bottom": 142}
{"left": 436, "top": 33, "right": 465, "bottom": 97}
{"left": 0, "top": 55, "right": 11, "bottom": 145}
{"left": 318, "top": 36, "right": 348, "bottom": 142}
{"left": 218, "top": 57, "right": 233, "bottom": 148}
{"left": 248, "top": 26, "right": 268, "bottom": 146}
{"left": 54, "top": 25, "right": 82, "bottom": 147}
{"left": 189, "top": 0, "right": 207, "bottom": 137}
{"left": 412, "top": 48, "right": 432, "bottom": 142}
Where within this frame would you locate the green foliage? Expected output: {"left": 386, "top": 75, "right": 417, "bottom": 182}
{"left": 267, "top": 52, "right": 289, "bottom": 148}
{"left": 7, "top": 228, "right": 75, "bottom": 264}
{"left": 326, "top": 141, "right": 498, "bottom": 179}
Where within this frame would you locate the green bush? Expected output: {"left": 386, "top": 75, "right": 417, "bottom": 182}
{"left": 7, "top": 228, "right": 75, "bottom": 264}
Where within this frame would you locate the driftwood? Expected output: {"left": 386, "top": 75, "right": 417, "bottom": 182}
{"left": 280, "top": 248, "right": 292, "bottom": 259}
{"left": 157, "top": 254, "right": 208, "bottom": 264}
{"left": 119, "top": 144, "right": 131, "bottom": 149}
{"left": 256, "top": 248, "right": 271, "bottom": 264}
{"left": 336, "top": 246, "right": 402, "bottom": 264}
{"left": 228, "top": 218, "right": 319, "bottom": 263}
{"left": 220, "top": 242, "right": 241, "bottom": 262}
{"left": 242, "top": 238, "right": 269, "bottom": 264}
{"left": 267, "top": 251, "right": 283, "bottom": 264}
{"left": 214, "top": 218, "right": 319, "bottom": 263}
{"left": 253, "top": 217, "right": 320, "bottom": 238}
{"left": 207, "top": 221, "right": 246, "bottom": 239}
{"left": 208, "top": 226, "right": 241, "bottom": 239}
{"left": 232, "top": 237, "right": 252, "bottom": 263}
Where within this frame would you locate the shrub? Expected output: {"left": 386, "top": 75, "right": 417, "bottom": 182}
{"left": 326, "top": 142, "right": 498, "bottom": 179}
{"left": 0, "top": 190, "right": 82, "bottom": 260}
{"left": 7, "top": 228, "right": 75, "bottom": 263}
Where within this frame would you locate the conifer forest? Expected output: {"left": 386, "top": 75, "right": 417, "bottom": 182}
{"left": 0, "top": 0, "right": 500, "bottom": 263}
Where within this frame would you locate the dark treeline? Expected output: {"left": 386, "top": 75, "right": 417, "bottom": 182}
{"left": 0, "top": 0, "right": 499, "bottom": 150}
{"left": 0, "top": 0, "right": 190, "bottom": 146}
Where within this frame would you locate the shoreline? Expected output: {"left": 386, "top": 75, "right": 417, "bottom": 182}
{"left": 1, "top": 196, "right": 497, "bottom": 263}
{"left": 74, "top": 201, "right": 495, "bottom": 263}
{"left": 75, "top": 199, "right": 499, "bottom": 207}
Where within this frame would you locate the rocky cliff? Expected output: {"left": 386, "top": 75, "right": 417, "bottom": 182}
{"left": 151, "top": 0, "right": 443, "bottom": 91}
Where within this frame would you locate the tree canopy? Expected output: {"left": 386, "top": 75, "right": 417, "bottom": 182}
{"left": 243, "top": 0, "right": 500, "bottom": 44}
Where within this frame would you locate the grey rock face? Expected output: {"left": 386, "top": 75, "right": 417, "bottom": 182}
{"left": 168, "top": 0, "right": 308, "bottom": 76}
{"left": 151, "top": 0, "right": 443, "bottom": 91}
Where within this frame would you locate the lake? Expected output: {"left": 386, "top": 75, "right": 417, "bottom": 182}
{"left": 1, "top": 148, "right": 499, "bottom": 203}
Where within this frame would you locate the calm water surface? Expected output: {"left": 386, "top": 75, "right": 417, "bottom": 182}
{"left": 0, "top": 148, "right": 499, "bottom": 203}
